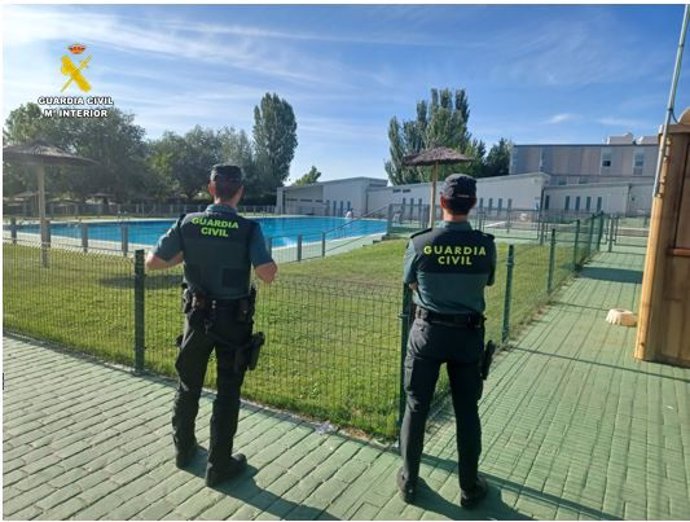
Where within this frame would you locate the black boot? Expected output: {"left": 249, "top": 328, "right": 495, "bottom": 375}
{"left": 396, "top": 468, "right": 416, "bottom": 503}
{"left": 175, "top": 439, "right": 199, "bottom": 469}
{"left": 460, "top": 475, "right": 488, "bottom": 509}
{"left": 205, "top": 454, "right": 247, "bottom": 487}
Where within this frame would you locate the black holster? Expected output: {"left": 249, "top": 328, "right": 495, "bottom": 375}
{"left": 233, "top": 332, "right": 265, "bottom": 373}
{"left": 480, "top": 340, "right": 497, "bottom": 380}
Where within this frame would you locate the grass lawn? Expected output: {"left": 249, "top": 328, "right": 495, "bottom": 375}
{"left": 4, "top": 236, "right": 575, "bottom": 438}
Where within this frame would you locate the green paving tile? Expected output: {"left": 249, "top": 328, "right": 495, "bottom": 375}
{"left": 4, "top": 250, "right": 690, "bottom": 520}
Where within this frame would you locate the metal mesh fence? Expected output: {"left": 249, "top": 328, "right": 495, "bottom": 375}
{"left": 141, "top": 271, "right": 402, "bottom": 437}
{"left": 3, "top": 211, "right": 607, "bottom": 440}
{"left": 3, "top": 239, "right": 134, "bottom": 365}
{"left": 3, "top": 202, "right": 276, "bottom": 219}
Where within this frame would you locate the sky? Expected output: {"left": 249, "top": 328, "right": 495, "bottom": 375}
{"left": 2, "top": 3, "right": 689, "bottom": 183}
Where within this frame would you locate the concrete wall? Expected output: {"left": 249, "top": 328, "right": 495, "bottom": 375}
{"left": 278, "top": 178, "right": 386, "bottom": 216}
{"left": 367, "top": 173, "right": 548, "bottom": 213}
{"left": 543, "top": 181, "right": 653, "bottom": 214}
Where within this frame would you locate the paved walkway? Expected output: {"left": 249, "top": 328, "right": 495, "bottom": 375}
{"left": 4, "top": 248, "right": 690, "bottom": 520}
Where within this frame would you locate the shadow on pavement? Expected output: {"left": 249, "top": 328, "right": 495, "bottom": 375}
{"left": 418, "top": 456, "right": 620, "bottom": 520}
{"left": 184, "top": 461, "right": 338, "bottom": 520}
{"left": 510, "top": 346, "right": 690, "bottom": 385}
{"left": 579, "top": 266, "right": 643, "bottom": 284}
{"left": 414, "top": 477, "right": 533, "bottom": 520}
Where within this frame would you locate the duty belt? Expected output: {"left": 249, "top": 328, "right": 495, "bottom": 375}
{"left": 415, "top": 307, "right": 484, "bottom": 328}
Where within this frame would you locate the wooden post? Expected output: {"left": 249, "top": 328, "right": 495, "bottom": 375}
{"left": 36, "top": 165, "right": 49, "bottom": 268}
{"left": 428, "top": 163, "right": 438, "bottom": 229}
{"left": 635, "top": 117, "right": 690, "bottom": 366}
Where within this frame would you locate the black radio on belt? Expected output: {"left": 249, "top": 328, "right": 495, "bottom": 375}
{"left": 415, "top": 307, "right": 485, "bottom": 329}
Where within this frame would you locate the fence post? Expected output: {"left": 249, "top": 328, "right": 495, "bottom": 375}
{"left": 506, "top": 201, "right": 512, "bottom": 233}
{"left": 607, "top": 215, "right": 615, "bottom": 253}
{"left": 502, "top": 245, "right": 515, "bottom": 345}
{"left": 398, "top": 284, "right": 412, "bottom": 436}
{"left": 572, "top": 219, "right": 581, "bottom": 268}
{"left": 297, "top": 235, "right": 303, "bottom": 262}
{"left": 121, "top": 223, "right": 129, "bottom": 257}
{"left": 134, "top": 249, "right": 145, "bottom": 374}
{"left": 321, "top": 232, "right": 327, "bottom": 257}
{"left": 597, "top": 212, "right": 604, "bottom": 252}
{"left": 10, "top": 217, "right": 17, "bottom": 244}
{"left": 587, "top": 217, "right": 595, "bottom": 261}
{"left": 547, "top": 229, "right": 556, "bottom": 293}
{"left": 81, "top": 222, "right": 89, "bottom": 253}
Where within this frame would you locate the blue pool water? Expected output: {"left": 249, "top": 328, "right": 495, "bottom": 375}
{"left": 13, "top": 217, "right": 387, "bottom": 248}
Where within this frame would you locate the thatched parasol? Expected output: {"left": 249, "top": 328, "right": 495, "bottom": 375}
{"left": 403, "top": 146, "right": 472, "bottom": 228}
{"left": 3, "top": 140, "right": 97, "bottom": 266}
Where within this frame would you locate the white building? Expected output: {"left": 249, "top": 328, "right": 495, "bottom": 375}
{"left": 276, "top": 172, "right": 653, "bottom": 217}
{"left": 276, "top": 177, "right": 387, "bottom": 216}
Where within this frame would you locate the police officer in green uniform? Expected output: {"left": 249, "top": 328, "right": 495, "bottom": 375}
{"left": 145, "top": 164, "right": 277, "bottom": 487}
{"left": 397, "top": 174, "right": 496, "bottom": 508}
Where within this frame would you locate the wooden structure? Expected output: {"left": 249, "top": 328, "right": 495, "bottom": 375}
{"left": 635, "top": 109, "right": 690, "bottom": 366}
{"left": 402, "top": 147, "right": 472, "bottom": 228}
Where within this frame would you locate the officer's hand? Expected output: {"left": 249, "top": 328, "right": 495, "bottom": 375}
{"left": 255, "top": 262, "right": 277, "bottom": 284}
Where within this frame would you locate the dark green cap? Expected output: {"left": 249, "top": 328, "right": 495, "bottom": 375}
{"left": 441, "top": 174, "right": 476, "bottom": 199}
{"left": 210, "top": 164, "right": 243, "bottom": 182}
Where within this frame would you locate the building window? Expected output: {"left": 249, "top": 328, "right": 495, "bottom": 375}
{"left": 402, "top": 189, "right": 411, "bottom": 193}
{"left": 597, "top": 197, "right": 603, "bottom": 212}
{"left": 479, "top": 198, "right": 484, "bottom": 209}
{"left": 488, "top": 198, "right": 493, "bottom": 210}
{"left": 586, "top": 196, "right": 591, "bottom": 211}
{"left": 601, "top": 149, "right": 612, "bottom": 171}
{"left": 347, "top": 201, "right": 351, "bottom": 210}
{"left": 393, "top": 189, "right": 401, "bottom": 193}
{"left": 544, "top": 195, "right": 550, "bottom": 210}
{"left": 498, "top": 198, "right": 503, "bottom": 211}
{"left": 633, "top": 151, "right": 644, "bottom": 175}
{"left": 565, "top": 196, "right": 571, "bottom": 211}
{"left": 418, "top": 198, "right": 423, "bottom": 208}
{"left": 575, "top": 196, "right": 581, "bottom": 211}
{"left": 507, "top": 198, "right": 513, "bottom": 210}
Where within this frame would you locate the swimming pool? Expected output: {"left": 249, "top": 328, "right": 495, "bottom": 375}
{"left": 11, "top": 216, "right": 388, "bottom": 249}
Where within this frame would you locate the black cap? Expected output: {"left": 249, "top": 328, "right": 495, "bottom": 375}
{"left": 210, "top": 164, "right": 243, "bottom": 182}
{"left": 441, "top": 174, "right": 476, "bottom": 199}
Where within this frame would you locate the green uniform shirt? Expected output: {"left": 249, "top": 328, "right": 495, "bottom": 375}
{"left": 153, "top": 204, "right": 273, "bottom": 299}
{"left": 403, "top": 221, "right": 496, "bottom": 315}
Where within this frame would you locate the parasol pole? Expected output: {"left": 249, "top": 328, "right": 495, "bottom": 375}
{"left": 428, "top": 162, "right": 438, "bottom": 228}
{"left": 36, "top": 164, "right": 49, "bottom": 267}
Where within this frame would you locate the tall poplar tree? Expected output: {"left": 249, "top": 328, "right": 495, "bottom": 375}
{"left": 253, "top": 93, "right": 298, "bottom": 192}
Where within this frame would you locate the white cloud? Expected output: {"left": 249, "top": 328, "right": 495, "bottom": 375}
{"left": 545, "top": 113, "right": 579, "bottom": 125}
{"left": 596, "top": 117, "right": 645, "bottom": 128}
{"left": 2, "top": 5, "right": 356, "bottom": 88}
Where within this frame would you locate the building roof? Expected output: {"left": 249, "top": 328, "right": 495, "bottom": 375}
{"left": 513, "top": 142, "right": 658, "bottom": 148}
{"left": 281, "top": 176, "right": 387, "bottom": 191}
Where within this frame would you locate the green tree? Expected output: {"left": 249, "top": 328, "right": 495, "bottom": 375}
{"left": 293, "top": 165, "right": 321, "bottom": 186}
{"left": 253, "top": 93, "right": 298, "bottom": 192}
{"left": 385, "top": 88, "right": 473, "bottom": 185}
{"left": 149, "top": 126, "right": 223, "bottom": 201}
{"left": 483, "top": 138, "right": 513, "bottom": 178}
{"left": 217, "top": 127, "right": 265, "bottom": 200}
{"left": 3, "top": 102, "right": 151, "bottom": 203}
